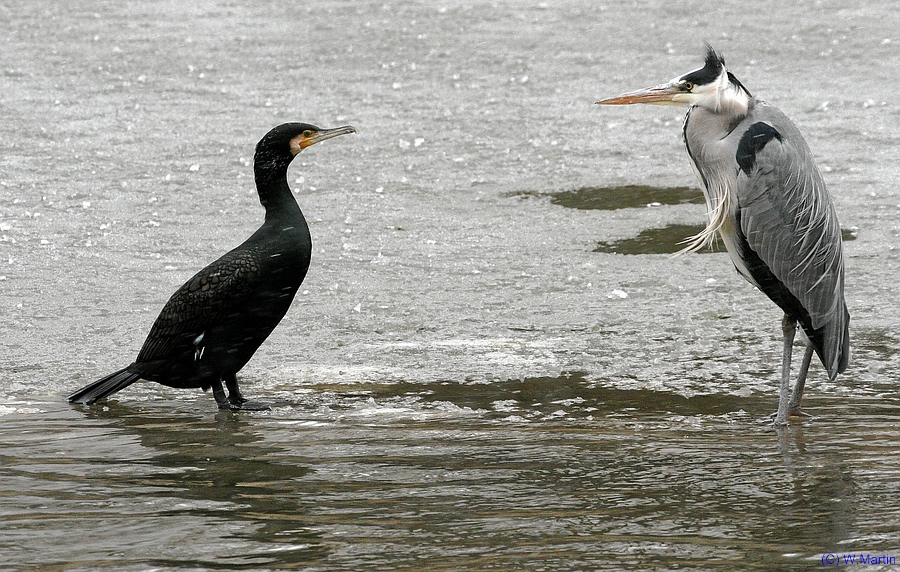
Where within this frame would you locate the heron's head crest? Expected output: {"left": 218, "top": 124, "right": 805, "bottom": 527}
{"left": 681, "top": 44, "right": 726, "bottom": 88}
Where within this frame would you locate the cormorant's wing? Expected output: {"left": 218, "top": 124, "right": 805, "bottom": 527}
{"left": 135, "top": 245, "right": 263, "bottom": 363}
{"left": 733, "top": 103, "right": 849, "bottom": 377}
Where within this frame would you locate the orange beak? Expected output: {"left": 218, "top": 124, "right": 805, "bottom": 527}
{"left": 596, "top": 83, "right": 683, "bottom": 106}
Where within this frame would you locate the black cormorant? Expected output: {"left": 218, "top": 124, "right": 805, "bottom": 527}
{"left": 68, "top": 122, "right": 356, "bottom": 410}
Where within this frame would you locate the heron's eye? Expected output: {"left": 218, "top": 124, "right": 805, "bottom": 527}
{"left": 683, "top": 82, "right": 694, "bottom": 91}
{"left": 302, "top": 130, "right": 314, "bottom": 138}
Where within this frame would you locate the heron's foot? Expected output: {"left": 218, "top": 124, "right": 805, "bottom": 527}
{"left": 786, "top": 398, "right": 811, "bottom": 418}
{"left": 787, "top": 407, "right": 812, "bottom": 418}
{"left": 767, "top": 407, "right": 812, "bottom": 425}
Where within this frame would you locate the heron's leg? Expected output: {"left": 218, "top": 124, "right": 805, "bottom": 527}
{"left": 224, "top": 373, "right": 270, "bottom": 411}
{"left": 773, "top": 314, "right": 796, "bottom": 426}
{"left": 787, "top": 343, "right": 815, "bottom": 417}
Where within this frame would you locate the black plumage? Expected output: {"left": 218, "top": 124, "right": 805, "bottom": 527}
{"left": 735, "top": 121, "right": 782, "bottom": 176}
{"left": 681, "top": 45, "right": 726, "bottom": 87}
{"left": 69, "top": 122, "right": 356, "bottom": 409}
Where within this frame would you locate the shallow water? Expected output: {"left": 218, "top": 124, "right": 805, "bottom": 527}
{"left": 4, "top": 384, "right": 900, "bottom": 571}
{"left": 511, "top": 185, "right": 705, "bottom": 211}
{"left": 2, "top": 0, "right": 900, "bottom": 570}
{"left": 594, "top": 222, "right": 724, "bottom": 255}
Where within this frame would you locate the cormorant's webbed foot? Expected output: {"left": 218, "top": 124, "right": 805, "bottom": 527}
{"left": 212, "top": 376, "right": 271, "bottom": 411}
{"left": 230, "top": 399, "right": 271, "bottom": 411}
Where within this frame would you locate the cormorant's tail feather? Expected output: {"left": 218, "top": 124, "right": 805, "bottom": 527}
{"left": 68, "top": 367, "right": 142, "bottom": 405}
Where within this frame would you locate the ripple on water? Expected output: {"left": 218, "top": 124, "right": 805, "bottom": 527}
{"left": 2, "top": 375, "right": 900, "bottom": 571}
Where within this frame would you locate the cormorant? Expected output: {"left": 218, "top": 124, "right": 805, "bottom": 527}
{"left": 68, "top": 122, "right": 356, "bottom": 410}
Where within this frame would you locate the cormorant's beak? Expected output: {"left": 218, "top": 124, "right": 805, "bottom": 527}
{"left": 298, "top": 125, "right": 357, "bottom": 149}
{"left": 596, "top": 83, "right": 683, "bottom": 106}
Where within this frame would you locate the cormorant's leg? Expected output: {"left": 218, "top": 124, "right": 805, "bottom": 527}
{"left": 212, "top": 379, "right": 231, "bottom": 409}
{"left": 772, "top": 314, "right": 796, "bottom": 426}
{"left": 224, "top": 373, "right": 246, "bottom": 406}
{"left": 787, "top": 343, "right": 815, "bottom": 417}
{"left": 224, "top": 373, "right": 270, "bottom": 411}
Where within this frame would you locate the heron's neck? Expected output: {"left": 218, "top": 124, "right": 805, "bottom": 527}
{"left": 680, "top": 106, "right": 740, "bottom": 254}
{"left": 710, "top": 71, "right": 751, "bottom": 118}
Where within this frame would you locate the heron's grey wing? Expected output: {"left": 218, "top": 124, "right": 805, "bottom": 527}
{"left": 733, "top": 110, "right": 848, "bottom": 377}
{"left": 135, "top": 246, "right": 263, "bottom": 363}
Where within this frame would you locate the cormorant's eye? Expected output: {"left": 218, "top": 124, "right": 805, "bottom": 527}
{"left": 302, "top": 130, "right": 314, "bottom": 138}
{"left": 683, "top": 82, "right": 694, "bottom": 91}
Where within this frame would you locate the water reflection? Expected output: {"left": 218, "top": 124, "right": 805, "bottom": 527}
{"left": 338, "top": 372, "right": 759, "bottom": 418}
{"left": 303, "top": 375, "right": 883, "bottom": 571}
{"left": 81, "top": 404, "right": 328, "bottom": 569}
{"left": 776, "top": 425, "right": 860, "bottom": 557}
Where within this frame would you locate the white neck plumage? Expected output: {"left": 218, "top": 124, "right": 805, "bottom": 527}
{"left": 710, "top": 69, "right": 750, "bottom": 117}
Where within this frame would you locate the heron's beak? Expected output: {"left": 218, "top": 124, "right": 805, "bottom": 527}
{"left": 299, "top": 125, "right": 358, "bottom": 149}
{"left": 596, "top": 83, "right": 683, "bottom": 106}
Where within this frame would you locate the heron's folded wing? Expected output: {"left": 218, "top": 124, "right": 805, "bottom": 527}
{"left": 735, "top": 114, "right": 848, "bottom": 376}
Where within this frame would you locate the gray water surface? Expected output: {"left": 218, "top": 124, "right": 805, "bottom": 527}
{"left": 4, "top": 385, "right": 900, "bottom": 571}
{"left": 2, "top": 0, "right": 899, "bottom": 570}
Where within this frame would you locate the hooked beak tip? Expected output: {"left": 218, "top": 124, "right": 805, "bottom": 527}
{"left": 299, "top": 125, "right": 357, "bottom": 149}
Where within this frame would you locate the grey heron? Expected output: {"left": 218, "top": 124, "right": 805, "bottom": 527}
{"left": 596, "top": 45, "right": 849, "bottom": 425}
